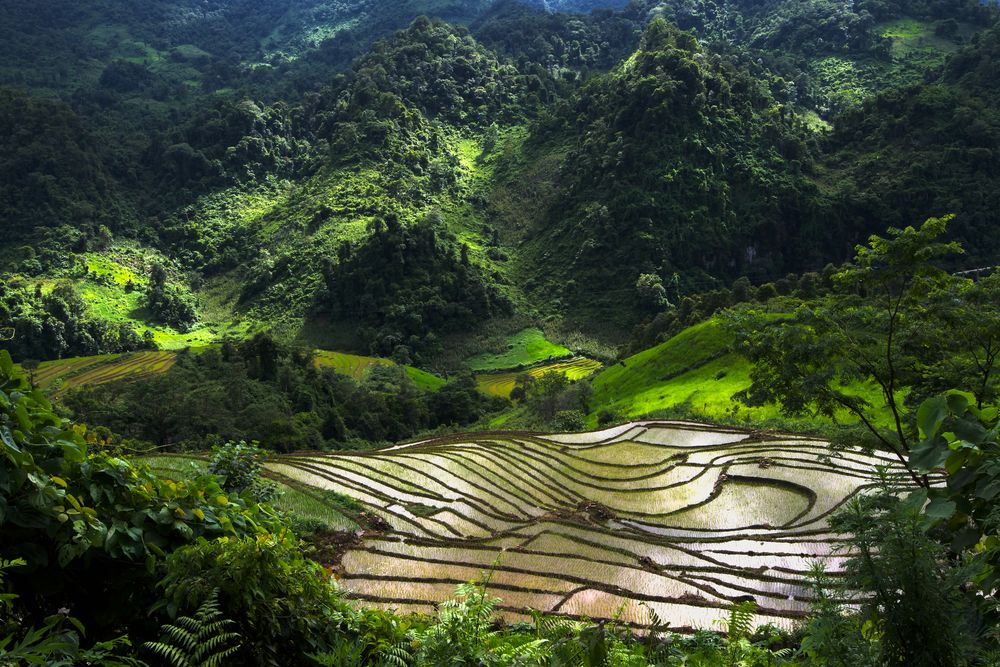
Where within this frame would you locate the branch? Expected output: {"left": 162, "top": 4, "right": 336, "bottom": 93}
{"left": 828, "top": 391, "right": 927, "bottom": 488}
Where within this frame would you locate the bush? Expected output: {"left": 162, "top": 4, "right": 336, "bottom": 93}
{"left": 209, "top": 441, "right": 281, "bottom": 504}
{"left": 552, "top": 409, "right": 586, "bottom": 431}
{"left": 596, "top": 408, "right": 621, "bottom": 426}
{"left": 157, "top": 534, "right": 352, "bottom": 665}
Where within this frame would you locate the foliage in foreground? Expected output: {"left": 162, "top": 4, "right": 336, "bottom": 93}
{"left": 4, "top": 340, "right": 1000, "bottom": 665}
{"left": 729, "top": 216, "right": 1000, "bottom": 486}
{"left": 143, "top": 589, "right": 241, "bottom": 667}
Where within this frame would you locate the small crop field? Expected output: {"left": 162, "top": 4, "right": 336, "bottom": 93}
{"left": 314, "top": 350, "right": 392, "bottom": 378}
{"left": 26, "top": 348, "right": 444, "bottom": 399}
{"left": 466, "top": 328, "right": 572, "bottom": 372}
{"left": 476, "top": 357, "right": 603, "bottom": 398}
{"left": 267, "top": 422, "right": 910, "bottom": 630}
{"left": 314, "top": 350, "right": 445, "bottom": 390}
{"left": 30, "top": 351, "right": 178, "bottom": 396}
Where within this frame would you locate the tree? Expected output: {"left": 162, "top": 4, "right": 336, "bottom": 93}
{"left": 728, "top": 216, "right": 967, "bottom": 486}
{"left": 209, "top": 441, "right": 279, "bottom": 504}
{"left": 923, "top": 273, "right": 1000, "bottom": 409}
{"left": 636, "top": 273, "right": 669, "bottom": 311}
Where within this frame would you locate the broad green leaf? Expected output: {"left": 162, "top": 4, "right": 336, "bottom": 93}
{"left": 917, "top": 395, "right": 949, "bottom": 440}
{"left": 911, "top": 438, "right": 949, "bottom": 472}
{"left": 974, "top": 479, "right": 1000, "bottom": 501}
{"left": 900, "top": 489, "right": 928, "bottom": 514}
{"left": 0, "top": 426, "right": 20, "bottom": 454}
{"left": 952, "top": 418, "right": 988, "bottom": 446}
{"left": 924, "top": 497, "right": 957, "bottom": 521}
{"left": 945, "top": 391, "right": 975, "bottom": 415}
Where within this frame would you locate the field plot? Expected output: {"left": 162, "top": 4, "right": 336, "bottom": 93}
{"left": 475, "top": 357, "right": 603, "bottom": 398}
{"left": 26, "top": 349, "right": 443, "bottom": 398}
{"left": 31, "top": 351, "right": 177, "bottom": 396}
{"left": 314, "top": 350, "right": 445, "bottom": 390}
{"left": 268, "top": 422, "right": 909, "bottom": 630}
{"left": 466, "top": 328, "right": 573, "bottom": 372}
{"left": 314, "top": 350, "right": 391, "bottom": 378}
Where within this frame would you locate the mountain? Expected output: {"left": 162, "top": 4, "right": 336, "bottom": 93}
{"left": 1, "top": 0, "right": 998, "bottom": 362}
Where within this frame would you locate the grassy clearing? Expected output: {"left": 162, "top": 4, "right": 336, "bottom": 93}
{"left": 475, "top": 357, "right": 603, "bottom": 398}
{"left": 880, "top": 17, "right": 965, "bottom": 62}
{"left": 313, "top": 350, "right": 446, "bottom": 390}
{"left": 33, "top": 242, "right": 254, "bottom": 351}
{"left": 405, "top": 366, "right": 448, "bottom": 391}
{"left": 314, "top": 350, "right": 391, "bottom": 378}
{"left": 84, "top": 253, "right": 144, "bottom": 287}
{"left": 466, "top": 328, "right": 572, "bottom": 372}
{"left": 808, "top": 18, "right": 977, "bottom": 113}
{"left": 588, "top": 317, "right": 897, "bottom": 430}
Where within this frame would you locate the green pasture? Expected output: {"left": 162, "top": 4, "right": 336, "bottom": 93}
{"left": 465, "top": 328, "right": 572, "bottom": 372}
{"left": 588, "top": 317, "right": 900, "bottom": 429}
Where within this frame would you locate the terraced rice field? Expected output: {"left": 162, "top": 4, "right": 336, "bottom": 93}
{"left": 268, "top": 422, "right": 909, "bottom": 630}
{"left": 314, "top": 350, "right": 391, "bottom": 378}
{"left": 31, "top": 351, "right": 178, "bottom": 396}
{"left": 476, "top": 357, "right": 603, "bottom": 398}
{"left": 27, "top": 349, "right": 443, "bottom": 398}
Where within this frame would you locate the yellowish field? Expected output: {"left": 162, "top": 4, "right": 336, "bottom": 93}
{"left": 31, "top": 351, "right": 178, "bottom": 396}
{"left": 267, "top": 422, "right": 911, "bottom": 630}
{"left": 27, "top": 348, "right": 444, "bottom": 398}
{"left": 313, "top": 350, "right": 445, "bottom": 390}
{"left": 475, "top": 357, "right": 603, "bottom": 398}
{"left": 313, "top": 350, "right": 391, "bottom": 378}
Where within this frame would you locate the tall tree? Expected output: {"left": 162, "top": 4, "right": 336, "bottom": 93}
{"left": 728, "top": 216, "right": 968, "bottom": 486}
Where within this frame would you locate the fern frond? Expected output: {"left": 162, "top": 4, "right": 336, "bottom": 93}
{"left": 725, "top": 600, "right": 756, "bottom": 642}
{"left": 379, "top": 642, "right": 412, "bottom": 667}
{"left": 144, "top": 589, "right": 240, "bottom": 667}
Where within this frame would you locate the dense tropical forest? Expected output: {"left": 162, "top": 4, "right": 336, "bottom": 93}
{"left": 2, "top": 0, "right": 1000, "bottom": 664}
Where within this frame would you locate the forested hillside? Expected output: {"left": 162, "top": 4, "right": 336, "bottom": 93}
{"left": 3, "top": 0, "right": 1000, "bottom": 664}
{"left": 3, "top": 0, "right": 998, "bottom": 353}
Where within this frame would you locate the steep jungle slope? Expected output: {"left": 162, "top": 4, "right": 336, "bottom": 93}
{"left": 497, "top": 18, "right": 823, "bottom": 326}
{"left": 163, "top": 18, "right": 532, "bottom": 355}
{"left": 0, "top": 89, "right": 134, "bottom": 251}
{"left": 639, "top": 0, "right": 998, "bottom": 113}
{"left": 3, "top": 1, "right": 999, "bottom": 362}
{"left": 819, "top": 24, "right": 1000, "bottom": 266}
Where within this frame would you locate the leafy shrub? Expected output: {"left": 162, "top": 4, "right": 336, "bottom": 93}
{"left": 830, "top": 489, "right": 981, "bottom": 666}
{"left": 410, "top": 579, "right": 547, "bottom": 666}
{"left": 209, "top": 441, "right": 280, "bottom": 504}
{"left": 597, "top": 408, "right": 622, "bottom": 426}
{"left": 156, "top": 534, "right": 352, "bottom": 664}
{"left": 0, "top": 349, "right": 282, "bottom": 641}
{"left": 553, "top": 409, "right": 586, "bottom": 431}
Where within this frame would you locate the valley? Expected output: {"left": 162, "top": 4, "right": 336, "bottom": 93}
{"left": 1, "top": 0, "right": 999, "bottom": 664}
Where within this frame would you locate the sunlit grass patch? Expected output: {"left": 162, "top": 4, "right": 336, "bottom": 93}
{"left": 466, "top": 328, "right": 572, "bottom": 372}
